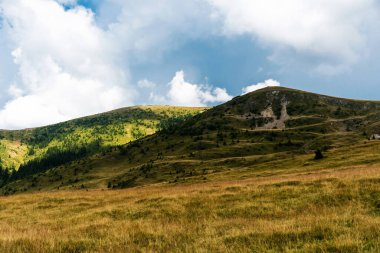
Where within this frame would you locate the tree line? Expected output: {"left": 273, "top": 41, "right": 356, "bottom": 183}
{"left": 0, "top": 141, "right": 102, "bottom": 187}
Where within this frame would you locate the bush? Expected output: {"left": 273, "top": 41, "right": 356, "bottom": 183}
{"left": 314, "top": 150, "right": 324, "bottom": 160}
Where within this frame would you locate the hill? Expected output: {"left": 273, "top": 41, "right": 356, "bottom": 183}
{"left": 0, "top": 106, "right": 206, "bottom": 190}
{"left": 2, "top": 87, "right": 380, "bottom": 194}
{"left": 2, "top": 87, "right": 380, "bottom": 252}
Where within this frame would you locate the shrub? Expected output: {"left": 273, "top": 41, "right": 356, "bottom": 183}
{"left": 314, "top": 150, "right": 324, "bottom": 160}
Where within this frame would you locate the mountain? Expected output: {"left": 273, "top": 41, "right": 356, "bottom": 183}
{"left": 2, "top": 87, "right": 380, "bottom": 194}
{"left": 0, "top": 106, "right": 206, "bottom": 190}
{"left": 2, "top": 87, "right": 380, "bottom": 252}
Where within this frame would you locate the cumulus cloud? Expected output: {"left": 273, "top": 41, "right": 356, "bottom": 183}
{"left": 0, "top": 0, "right": 219, "bottom": 129}
{"left": 0, "top": 0, "right": 379, "bottom": 128}
{"left": 150, "top": 71, "right": 232, "bottom": 106}
{"left": 0, "top": 0, "right": 131, "bottom": 129}
{"left": 0, "top": 63, "right": 127, "bottom": 129}
{"left": 242, "top": 79, "right": 280, "bottom": 95}
{"left": 100, "top": 0, "right": 217, "bottom": 63}
{"left": 208, "top": 0, "right": 380, "bottom": 73}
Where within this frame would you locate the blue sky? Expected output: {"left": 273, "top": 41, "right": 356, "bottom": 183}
{"left": 81, "top": 0, "right": 380, "bottom": 99}
{"left": 0, "top": 0, "right": 379, "bottom": 129}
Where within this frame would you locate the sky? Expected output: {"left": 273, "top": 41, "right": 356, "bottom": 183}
{"left": 0, "top": 0, "right": 379, "bottom": 129}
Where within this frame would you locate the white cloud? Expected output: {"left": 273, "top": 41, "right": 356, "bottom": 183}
{"left": 0, "top": 56, "right": 127, "bottom": 129}
{"left": 8, "top": 84, "right": 23, "bottom": 98}
{"left": 101, "top": 0, "right": 217, "bottom": 63}
{"left": 242, "top": 79, "right": 280, "bottom": 95}
{"left": 208, "top": 0, "right": 380, "bottom": 73}
{"left": 151, "top": 71, "right": 232, "bottom": 106}
{"left": 0, "top": 0, "right": 219, "bottom": 129}
{"left": 0, "top": 0, "right": 379, "bottom": 128}
{"left": 138, "top": 79, "right": 156, "bottom": 89}
{"left": 0, "top": 0, "right": 131, "bottom": 129}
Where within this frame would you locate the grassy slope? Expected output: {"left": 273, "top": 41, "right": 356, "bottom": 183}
{"left": 0, "top": 149, "right": 380, "bottom": 252}
{"left": 3, "top": 87, "right": 380, "bottom": 194}
{"left": 1, "top": 87, "right": 380, "bottom": 251}
{"left": 0, "top": 106, "right": 206, "bottom": 171}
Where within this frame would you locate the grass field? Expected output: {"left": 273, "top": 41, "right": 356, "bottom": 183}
{"left": 2, "top": 88, "right": 380, "bottom": 252}
{"left": 1, "top": 154, "right": 380, "bottom": 252}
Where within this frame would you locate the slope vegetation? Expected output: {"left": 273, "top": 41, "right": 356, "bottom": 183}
{"left": 0, "top": 106, "right": 206, "bottom": 191}
{"left": 3, "top": 87, "right": 380, "bottom": 194}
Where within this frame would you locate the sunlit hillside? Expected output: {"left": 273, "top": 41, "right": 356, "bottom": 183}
{"left": 2, "top": 87, "right": 380, "bottom": 194}
{"left": 0, "top": 106, "right": 206, "bottom": 172}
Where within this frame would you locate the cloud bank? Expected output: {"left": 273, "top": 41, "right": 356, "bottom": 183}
{"left": 0, "top": 0, "right": 218, "bottom": 129}
{"left": 0, "top": 0, "right": 379, "bottom": 129}
{"left": 208, "top": 0, "right": 379, "bottom": 74}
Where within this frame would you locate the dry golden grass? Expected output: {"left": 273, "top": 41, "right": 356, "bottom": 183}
{"left": 1, "top": 164, "right": 380, "bottom": 253}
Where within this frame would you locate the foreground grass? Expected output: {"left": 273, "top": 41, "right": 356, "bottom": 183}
{"left": 1, "top": 165, "right": 380, "bottom": 252}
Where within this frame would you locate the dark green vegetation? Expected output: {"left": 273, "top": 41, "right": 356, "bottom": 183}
{"left": 0, "top": 106, "right": 205, "bottom": 191}
{"left": 2, "top": 87, "right": 380, "bottom": 194}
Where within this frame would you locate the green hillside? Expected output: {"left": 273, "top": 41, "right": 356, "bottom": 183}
{"left": 3, "top": 87, "right": 380, "bottom": 194}
{"left": 0, "top": 105, "right": 206, "bottom": 174}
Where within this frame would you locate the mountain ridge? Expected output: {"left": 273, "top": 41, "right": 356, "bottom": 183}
{"left": 2, "top": 86, "right": 380, "bottom": 194}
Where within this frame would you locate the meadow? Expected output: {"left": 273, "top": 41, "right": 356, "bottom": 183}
{"left": 1, "top": 155, "right": 380, "bottom": 252}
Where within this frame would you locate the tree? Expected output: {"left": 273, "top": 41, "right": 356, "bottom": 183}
{"left": 314, "top": 149, "right": 324, "bottom": 160}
